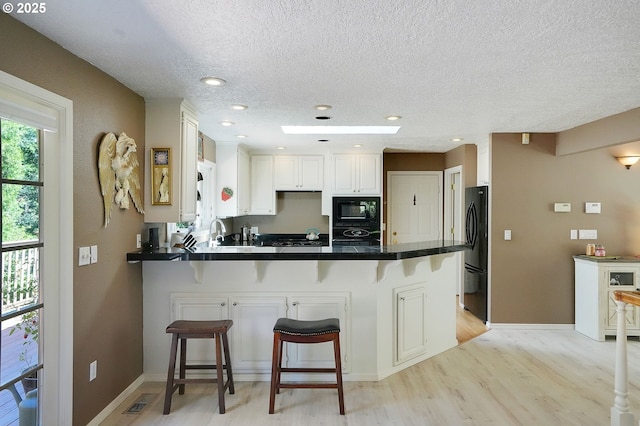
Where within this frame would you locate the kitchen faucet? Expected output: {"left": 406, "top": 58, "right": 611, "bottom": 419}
{"left": 209, "top": 218, "right": 227, "bottom": 247}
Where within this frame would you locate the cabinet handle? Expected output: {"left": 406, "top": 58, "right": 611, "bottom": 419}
{"left": 400, "top": 297, "right": 405, "bottom": 301}
{"left": 292, "top": 301, "right": 298, "bottom": 306}
{"left": 233, "top": 302, "right": 238, "bottom": 306}
{"left": 221, "top": 302, "right": 226, "bottom": 306}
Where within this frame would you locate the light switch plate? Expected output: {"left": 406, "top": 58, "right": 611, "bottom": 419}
{"left": 504, "top": 230, "right": 512, "bottom": 240}
{"left": 585, "top": 202, "right": 601, "bottom": 214}
{"left": 90, "top": 245, "right": 98, "bottom": 264}
{"left": 570, "top": 229, "right": 578, "bottom": 240}
{"left": 79, "top": 246, "right": 91, "bottom": 266}
{"left": 554, "top": 202, "right": 571, "bottom": 212}
{"left": 579, "top": 229, "right": 598, "bottom": 239}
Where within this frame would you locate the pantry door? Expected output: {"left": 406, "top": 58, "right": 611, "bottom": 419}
{"left": 387, "top": 171, "right": 442, "bottom": 244}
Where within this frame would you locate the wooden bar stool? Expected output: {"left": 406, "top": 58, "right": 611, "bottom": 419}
{"left": 268, "top": 317, "right": 345, "bottom": 415}
{"left": 163, "top": 320, "right": 234, "bottom": 415}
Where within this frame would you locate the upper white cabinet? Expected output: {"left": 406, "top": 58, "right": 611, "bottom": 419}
{"left": 274, "top": 155, "right": 324, "bottom": 191}
{"left": 216, "top": 143, "right": 250, "bottom": 217}
{"left": 333, "top": 153, "right": 381, "bottom": 194}
{"left": 144, "top": 99, "right": 198, "bottom": 223}
{"left": 250, "top": 155, "right": 276, "bottom": 215}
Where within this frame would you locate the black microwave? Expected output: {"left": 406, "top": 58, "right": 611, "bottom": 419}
{"left": 332, "top": 197, "right": 380, "bottom": 228}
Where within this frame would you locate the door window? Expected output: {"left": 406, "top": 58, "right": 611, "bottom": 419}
{"left": 1, "top": 118, "right": 42, "bottom": 424}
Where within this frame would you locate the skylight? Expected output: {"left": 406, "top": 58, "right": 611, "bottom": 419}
{"left": 281, "top": 126, "right": 401, "bottom": 135}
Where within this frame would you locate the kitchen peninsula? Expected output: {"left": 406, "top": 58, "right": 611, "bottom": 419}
{"left": 129, "top": 240, "right": 467, "bottom": 382}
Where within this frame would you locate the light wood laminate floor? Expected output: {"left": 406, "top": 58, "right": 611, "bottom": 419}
{"left": 100, "top": 317, "right": 640, "bottom": 425}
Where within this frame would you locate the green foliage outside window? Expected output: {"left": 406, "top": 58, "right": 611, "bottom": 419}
{"left": 1, "top": 119, "right": 40, "bottom": 242}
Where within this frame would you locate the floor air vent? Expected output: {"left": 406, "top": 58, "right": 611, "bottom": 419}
{"left": 124, "top": 393, "right": 157, "bottom": 414}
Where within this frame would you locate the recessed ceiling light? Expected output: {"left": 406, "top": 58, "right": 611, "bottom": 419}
{"left": 353, "top": 144, "right": 363, "bottom": 148}
{"left": 385, "top": 115, "right": 402, "bottom": 121}
{"left": 231, "top": 104, "right": 248, "bottom": 110}
{"left": 237, "top": 134, "right": 247, "bottom": 139}
{"left": 451, "top": 137, "right": 464, "bottom": 142}
{"left": 277, "top": 146, "right": 286, "bottom": 150}
{"left": 282, "top": 126, "right": 400, "bottom": 135}
{"left": 315, "top": 105, "right": 332, "bottom": 111}
{"left": 220, "top": 121, "right": 234, "bottom": 127}
{"left": 200, "top": 77, "right": 226, "bottom": 86}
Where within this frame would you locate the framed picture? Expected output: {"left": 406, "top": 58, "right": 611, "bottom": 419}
{"left": 151, "top": 148, "right": 172, "bottom": 205}
{"left": 197, "top": 133, "right": 204, "bottom": 161}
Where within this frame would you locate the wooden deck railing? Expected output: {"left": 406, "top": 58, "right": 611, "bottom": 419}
{"left": 611, "top": 290, "right": 640, "bottom": 426}
{"left": 2, "top": 247, "right": 39, "bottom": 311}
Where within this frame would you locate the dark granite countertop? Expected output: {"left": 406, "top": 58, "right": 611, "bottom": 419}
{"left": 573, "top": 254, "right": 640, "bottom": 262}
{"left": 127, "top": 240, "right": 468, "bottom": 262}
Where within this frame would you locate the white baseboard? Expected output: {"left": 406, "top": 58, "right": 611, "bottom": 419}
{"left": 86, "top": 375, "right": 144, "bottom": 426}
{"left": 489, "top": 323, "right": 575, "bottom": 330}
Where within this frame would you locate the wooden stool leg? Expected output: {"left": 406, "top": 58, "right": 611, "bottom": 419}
{"left": 276, "top": 339, "right": 284, "bottom": 394}
{"left": 179, "top": 337, "right": 187, "bottom": 394}
{"left": 268, "top": 332, "right": 281, "bottom": 414}
{"left": 333, "top": 334, "right": 345, "bottom": 415}
{"left": 222, "top": 331, "right": 235, "bottom": 394}
{"left": 163, "top": 333, "right": 179, "bottom": 415}
{"left": 214, "top": 332, "right": 226, "bottom": 414}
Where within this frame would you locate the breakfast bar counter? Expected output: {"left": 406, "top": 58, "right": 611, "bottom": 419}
{"left": 127, "top": 239, "right": 468, "bottom": 262}
{"left": 133, "top": 241, "right": 466, "bottom": 383}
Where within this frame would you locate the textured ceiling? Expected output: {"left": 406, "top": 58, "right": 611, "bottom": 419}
{"left": 13, "top": 0, "right": 640, "bottom": 152}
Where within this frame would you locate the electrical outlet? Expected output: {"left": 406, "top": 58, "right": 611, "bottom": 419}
{"left": 90, "top": 360, "right": 97, "bottom": 381}
{"left": 90, "top": 245, "right": 98, "bottom": 264}
{"left": 136, "top": 234, "right": 142, "bottom": 249}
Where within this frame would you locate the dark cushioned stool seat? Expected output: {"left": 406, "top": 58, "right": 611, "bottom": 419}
{"left": 163, "top": 320, "right": 234, "bottom": 415}
{"left": 269, "top": 317, "right": 345, "bottom": 415}
{"left": 273, "top": 318, "right": 340, "bottom": 336}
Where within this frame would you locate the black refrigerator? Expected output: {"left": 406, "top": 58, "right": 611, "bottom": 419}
{"left": 464, "top": 186, "right": 488, "bottom": 323}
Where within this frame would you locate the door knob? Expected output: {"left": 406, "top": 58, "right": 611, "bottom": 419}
{"left": 393, "top": 231, "right": 397, "bottom": 235}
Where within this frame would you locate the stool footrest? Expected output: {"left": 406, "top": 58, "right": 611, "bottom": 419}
{"left": 280, "top": 367, "right": 337, "bottom": 373}
{"left": 279, "top": 383, "right": 339, "bottom": 389}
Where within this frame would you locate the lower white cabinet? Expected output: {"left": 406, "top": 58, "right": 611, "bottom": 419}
{"left": 286, "top": 295, "right": 349, "bottom": 371}
{"left": 170, "top": 292, "right": 350, "bottom": 373}
{"left": 170, "top": 294, "right": 229, "bottom": 366}
{"left": 394, "top": 283, "right": 427, "bottom": 364}
{"left": 574, "top": 257, "right": 640, "bottom": 341}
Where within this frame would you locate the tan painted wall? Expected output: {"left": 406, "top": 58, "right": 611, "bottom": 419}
{"left": 491, "top": 133, "right": 640, "bottom": 323}
{"left": 1, "top": 15, "right": 145, "bottom": 425}
{"left": 232, "top": 192, "right": 329, "bottom": 234}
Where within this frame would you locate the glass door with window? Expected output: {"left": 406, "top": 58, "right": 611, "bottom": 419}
{"left": 1, "top": 118, "right": 42, "bottom": 424}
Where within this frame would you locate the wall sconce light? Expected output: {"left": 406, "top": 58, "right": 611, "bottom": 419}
{"left": 616, "top": 156, "right": 640, "bottom": 169}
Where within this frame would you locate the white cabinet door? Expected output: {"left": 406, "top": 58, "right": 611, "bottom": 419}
{"left": 333, "top": 154, "right": 356, "bottom": 194}
{"left": 274, "top": 156, "right": 298, "bottom": 190}
{"left": 356, "top": 154, "right": 381, "bottom": 194}
{"left": 299, "top": 156, "right": 324, "bottom": 190}
{"left": 216, "top": 144, "right": 250, "bottom": 218}
{"left": 274, "top": 155, "right": 324, "bottom": 190}
{"left": 170, "top": 294, "right": 229, "bottom": 366}
{"left": 287, "top": 294, "right": 350, "bottom": 371}
{"left": 238, "top": 149, "right": 250, "bottom": 215}
{"left": 394, "top": 284, "right": 427, "bottom": 364}
{"left": 333, "top": 154, "right": 381, "bottom": 194}
{"left": 230, "top": 296, "right": 287, "bottom": 372}
{"left": 180, "top": 110, "right": 198, "bottom": 221}
{"left": 250, "top": 155, "right": 275, "bottom": 215}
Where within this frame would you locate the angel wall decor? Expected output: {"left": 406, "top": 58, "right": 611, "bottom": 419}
{"left": 98, "top": 132, "right": 144, "bottom": 227}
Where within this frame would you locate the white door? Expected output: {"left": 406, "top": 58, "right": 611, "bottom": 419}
{"left": 0, "top": 71, "right": 74, "bottom": 424}
{"left": 387, "top": 172, "right": 442, "bottom": 244}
